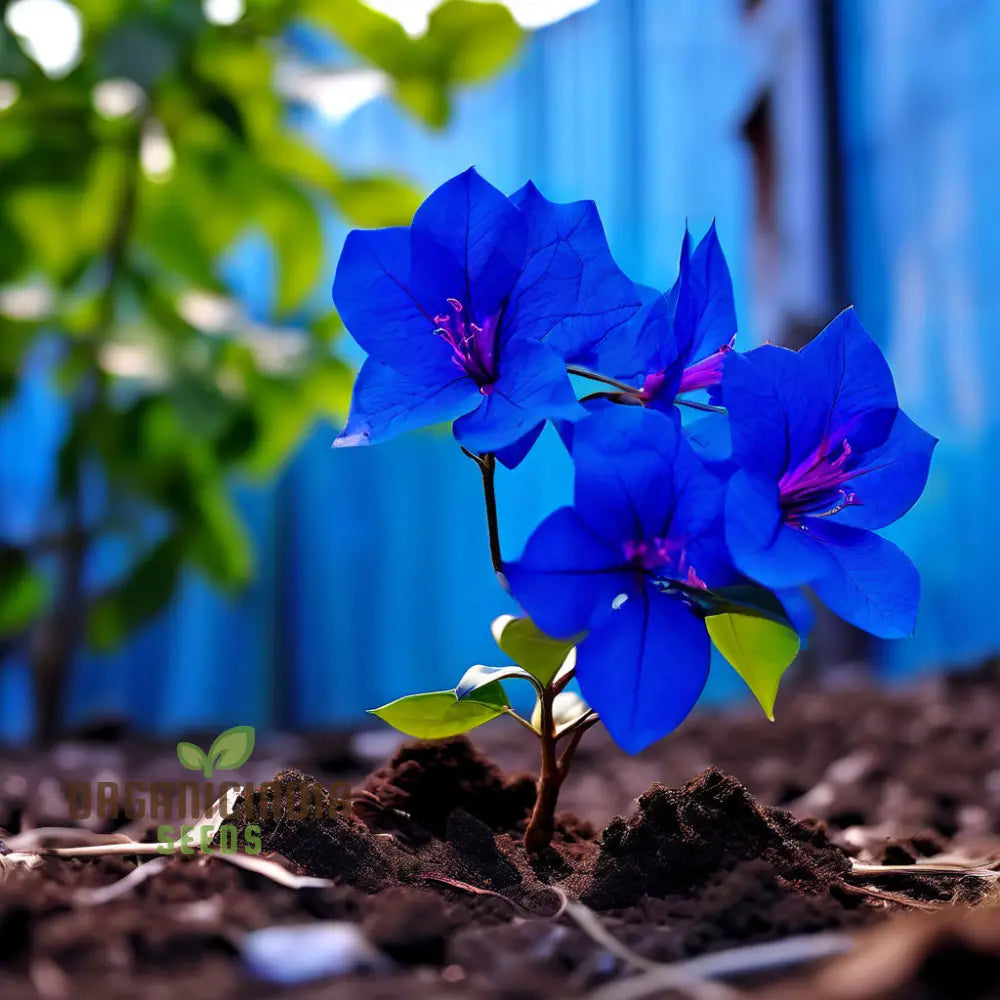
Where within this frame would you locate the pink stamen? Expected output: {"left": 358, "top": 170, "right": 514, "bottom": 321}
{"left": 677, "top": 337, "right": 734, "bottom": 395}
{"left": 431, "top": 298, "right": 498, "bottom": 388}
{"left": 779, "top": 438, "right": 863, "bottom": 523}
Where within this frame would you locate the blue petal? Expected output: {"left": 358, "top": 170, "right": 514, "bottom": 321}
{"left": 673, "top": 222, "right": 737, "bottom": 365}
{"left": 774, "top": 587, "right": 816, "bottom": 644}
{"left": 685, "top": 412, "right": 733, "bottom": 465}
{"left": 333, "top": 227, "right": 455, "bottom": 371}
{"left": 334, "top": 356, "right": 482, "bottom": 447}
{"left": 575, "top": 587, "right": 710, "bottom": 753}
{"left": 585, "top": 286, "right": 672, "bottom": 385}
{"left": 503, "top": 507, "right": 634, "bottom": 638}
{"left": 835, "top": 410, "right": 937, "bottom": 530}
{"left": 807, "top": 521, "right": 920, "bottom": 638}
{"left": 453, "top": 339, "right": 584, "bottom": 453}
{"left": 719, "top": 350, "right": 791, "bottom": 479}
{"left": 493, "top": 422, "right": 545, "bottom": 470}
{"left": 725, "top": 469, "right": 835, "bottom": 587}
{"left": 799, "top": 308, "right": 898, "bottom": 452}
{"left": 410, "top": 168, "right": 526, "bottom": 326}
{"left": 503, "top": 182, "right": 644, "bottom": 362}
{"left": 570, "top": 407, "right": 684, "bottom": 544}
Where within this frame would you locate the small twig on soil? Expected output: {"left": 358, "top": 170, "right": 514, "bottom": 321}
{"left": 838, "top": 882, "right": 942, "bottom": 911}
{"left": 213, "top": 851, "right": 334, "bottom": 890}
{"left": 6, "top": 828, "right": 134, "bottom": 851}
{"left": 74, "top": 856, "right": 169, "bottom": 906}
{"left": 850, "top": 859, "right": 1000, "bottom": 878}
{"left": 0, "top": 852, "right": 42, "bottom": 878}
{"left": 577, "top": 933, "right": 854, "bottom": 1000}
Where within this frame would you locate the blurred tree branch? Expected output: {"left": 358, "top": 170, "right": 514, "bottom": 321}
{"left": 0, "top": 0, "right": 524, "bottom": 740}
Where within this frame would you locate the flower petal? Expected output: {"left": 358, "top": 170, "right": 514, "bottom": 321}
{"left": 673, "top": 222, "right": 737, "bottom": 366}
{"left": 334, "top": 356, "right": 482, "bottom": 447}
{"left": 333, "top": 227, "right": 454, "bottom": 371}
{"left": 800, "top": 308, "right": 898, "bottom": 453}
{"left": 725, "top": 469, "right": 835, "bottom": 587}
{"left": 719, "top": 349, "right": 792, "bottom": 479}
{"left": 570, "top": 407, "right": 682, "bottom": 545}
{"left": 503, "top": 182, "right": 644, "bottom": 362}
{"left": 452, "top": 339, "right": 584, "bottom": 454}
{"left": 835, "top": 410, "right": 937, "bottom": 530}
{"left": 493, "top": 422, "right": 545, "bottom": 470}
{"left": 576, "top": 587, "right": 710, "bottom": 753}
{"left": 409, "top": 167, "right": 526, "bottom": 325}
{"left": 807, "top": 521, "right": 920, "bottom": 638}
{"left": 503, "top": 507, "right": 633, "bottom": 638}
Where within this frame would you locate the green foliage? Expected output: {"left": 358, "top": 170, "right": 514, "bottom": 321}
{"left": 369, "top": 683, "right": 510, "bottom": 739}
{"left": 455, "top": 661, "right": 543, "bottom": 699}
{"left": 706, "top": 612, "right": 800, "bottom": 721}
{"left": 490, "top": 614, "right": 582, "bottom": 686}
{"left": 0, "top": 0, "right": 523, "bottom": 694}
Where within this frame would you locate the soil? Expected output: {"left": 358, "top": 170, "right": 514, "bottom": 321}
{"left": 3, "top": 661, "right": 1000, "bottom": 998}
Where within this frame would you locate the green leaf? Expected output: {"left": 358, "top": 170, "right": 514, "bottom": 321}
{"left": 530, "top": 690, "right": 591, "bottom": 736}
{"left": 208, "top": 724, "right": 256, "bottom": 771}
{"left": 87, "top": 537, "right": 183, "bottom": 651}
{"left": 177, "top": 741, "right": 208, "bottom": 772}
{"left": 706, "top": 613, "right": 800, "bottom": 721}
{"left": 369, "top": 683, "right": 509, "bottom": 739}
{"left": 0, "top": 549, "right": 47, "bottom": 636}
{"left": 491, "top": 615, "right": 583, "bottom": 686}
{"left": 455, "top": 662, "right": 541, "bottom": 700}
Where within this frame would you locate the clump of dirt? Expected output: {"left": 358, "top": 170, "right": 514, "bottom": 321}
{"left": 357, "top": 738, "right": 537, "bottom": 841}
{"left": 580, "top": 768, "right": 852, "bottom": 910}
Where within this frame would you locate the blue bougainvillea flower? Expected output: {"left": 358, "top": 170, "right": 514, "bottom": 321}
{"left": 585, "top": 223, "right": 737, "bottom": 414}
{"left": 332, "top": 168, "right": 642, "bottom": 466}
{"left": 720, "top": 308, "right": 936, "bottom": 639}
{"left": 504, "top": 407, "right": 730, "bottom": 753}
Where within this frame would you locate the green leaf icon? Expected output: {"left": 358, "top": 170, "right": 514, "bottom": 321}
{"left": 207, "top": 725, "right": 256, "bottom": 773}
{"left": 369, "top": 683, "right": 509, "bottom": 739}
{"left": 707, "top": 612, "right": 800, "bottom": 721}
{"left": 177, "top": 741, "right": 209, "bottom": 774}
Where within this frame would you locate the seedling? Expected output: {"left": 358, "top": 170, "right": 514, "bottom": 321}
{"left": 336, "top": 170, "right": 935, "bottom": 852}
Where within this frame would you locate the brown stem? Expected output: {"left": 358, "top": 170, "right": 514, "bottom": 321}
{"left": 463, "top": 449, "right": 508, "bottom": 590}
{"left": 524, "top": 683, "right": 561, "bottom": 854}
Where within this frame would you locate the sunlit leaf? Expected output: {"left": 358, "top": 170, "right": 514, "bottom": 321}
{"left": 455, "top": 662, "right": 541, "bottom": 700}
{"left": 369, "top": 684, "right": 509, "bottom": 739}
{"left": 706, "top": 613, "right": 800, "bottom": 721}
{"left": 491, "top": 614, "right": 583, "bottom": 686}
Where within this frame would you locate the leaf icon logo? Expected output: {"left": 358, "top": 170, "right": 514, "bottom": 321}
{"left": 177, "top": 726, "right": 256, "bottom": 778}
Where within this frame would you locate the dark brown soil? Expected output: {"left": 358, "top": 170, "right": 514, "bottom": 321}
{"left": 2, "top": 662, "right": 1000, "bottom": 998}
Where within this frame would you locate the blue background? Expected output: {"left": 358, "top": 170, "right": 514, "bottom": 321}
{"left": 0, "top": 0, "right": 989, "bottom": 738}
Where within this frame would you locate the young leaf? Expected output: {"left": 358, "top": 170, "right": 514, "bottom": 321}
{"left": 530, "top": 691, "right": 591, "bottom": 736}
{"left": 706, "top": 613, "right": 800, "bottom": 721}
{"left": 370, "top": 683, "right": 509, "bottom": 739}
{"left": 491, "top": 615, "right": 583, "bottom": 686}
{"left": 208, "top": 725, "right": 256, "bottom": 771}
{"left": 455, "top": 662, "right": 542, "bottom": 701}
{"left": 177, "top": 742, "right": 208, "bottom": 773}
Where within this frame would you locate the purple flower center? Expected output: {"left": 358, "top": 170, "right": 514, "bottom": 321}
{"left": 677, "top": 337, "right": 734, "bottom": 395}
{"left": 432, "top": 298, "right": 498, "bottom": 394}
{"left": 623, "top": 537, "right": 706, "bottom": 588}
{"left": 638, "top": 370, "right": 668, "bottom": 403}
{"left": 779, "top": 438, "right": 862, "bottom": 523}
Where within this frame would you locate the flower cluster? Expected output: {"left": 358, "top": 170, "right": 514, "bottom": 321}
{"left": 334, "top": 168, "right": 936, "bottom": 756}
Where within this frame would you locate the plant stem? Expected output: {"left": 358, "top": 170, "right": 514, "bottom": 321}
{"left": 566, "top": 365, "right": 639, "bottom": 395}
{"left": 524, "top": 681, "right": 561, "bottom": 854}
{"left": 675, "top": 398, "right": 727, "bottom": 414}
{"left": 463, "top": 449, "right": 508, "bottom": 589}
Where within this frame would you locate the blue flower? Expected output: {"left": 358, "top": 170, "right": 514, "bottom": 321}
{"left": 332, "top": 169, "right": 642, "bottom": 466}
{"left": 504, "top": 407, "right": 729, "bottom": 752}
{"left": 585, "top": 223, "right": 737, "bottom": 413}
{"left": 720, "top": 308, "right": 936, "bottom": 639}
